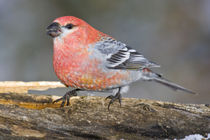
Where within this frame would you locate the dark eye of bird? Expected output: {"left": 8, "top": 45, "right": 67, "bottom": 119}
{"left": 65, "top": 24, "right": 74, "bottom": 29}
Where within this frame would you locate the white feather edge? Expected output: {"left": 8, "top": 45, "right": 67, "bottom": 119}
{"left": 107, "top": 47, "right": 131, "bottom": 67}
{"left": 120, "top": 86, "right": 130, "bottom": 94}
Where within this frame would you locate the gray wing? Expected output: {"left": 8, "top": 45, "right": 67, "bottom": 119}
{"left": 95, "top": 37, "right": 160, "bottom": 70}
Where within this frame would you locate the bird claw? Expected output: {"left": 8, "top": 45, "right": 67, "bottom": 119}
{"left": 53, "top": 89, "right": 78, "bottom": 107}
{"left": 105, "top": 95, "right": 114, "bottom": 100}
{"left": 106, "top": 92, "right": 122, "bottom": 110}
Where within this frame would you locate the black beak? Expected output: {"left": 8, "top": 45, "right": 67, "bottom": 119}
{"left": 46, "top": 22, "right": 62, "bottom": 38}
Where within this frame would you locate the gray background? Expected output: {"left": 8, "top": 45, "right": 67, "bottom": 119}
{"left": 0, "top": 0, "right": 209, "bottom": 104}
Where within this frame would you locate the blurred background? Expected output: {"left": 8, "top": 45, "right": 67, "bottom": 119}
{"left": 0, "top": 0, "right": 209, "bottom": 104}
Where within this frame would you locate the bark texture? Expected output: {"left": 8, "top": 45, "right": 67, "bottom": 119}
{"left": 0, "top": 82, "right": 209, "bottom": 139}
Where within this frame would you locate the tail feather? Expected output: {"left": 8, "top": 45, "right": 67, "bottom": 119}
{"left": 153, "top": 76, "right": 196, "bottom": 95}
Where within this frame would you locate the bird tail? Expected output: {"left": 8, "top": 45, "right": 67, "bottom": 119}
{"left": 153, "top": 75, "right": 196, "bottom": 94}
{"left": 141, "top": 68, "right": 196, "bottom": 94}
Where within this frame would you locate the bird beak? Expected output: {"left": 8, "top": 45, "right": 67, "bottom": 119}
{"left": 46, "top": 22, "right": 62, "bottom": 38}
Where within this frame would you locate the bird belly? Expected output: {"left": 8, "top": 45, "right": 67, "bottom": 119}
{"left": 67, "top": 71, "right": 130, "bottom": 90}
{"left": 54, "top": 57, "right": 139, "bottom": 91}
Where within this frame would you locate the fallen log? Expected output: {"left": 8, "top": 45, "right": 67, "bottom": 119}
{"left": 0, "top": 81, "right": 209, "bottom": 139}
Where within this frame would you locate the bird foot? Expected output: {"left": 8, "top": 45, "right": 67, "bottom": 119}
{"left": 53, "top": 89, "right": 79, "bottom": 107}
{"left": 105, "top": 92, "right": 122, "bottom": 110}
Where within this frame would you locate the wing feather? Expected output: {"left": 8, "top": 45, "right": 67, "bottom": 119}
{"left": 95, "top": 37, "right": 159, "bottom": 70}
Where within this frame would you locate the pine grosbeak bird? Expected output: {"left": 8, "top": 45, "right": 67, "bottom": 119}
{"left": 46, "top": 16, "right": 195, "bottom": 110}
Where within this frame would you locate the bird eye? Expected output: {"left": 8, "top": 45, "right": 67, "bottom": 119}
{"left": 65, "top": 24, "right": 74, "bottom": 29}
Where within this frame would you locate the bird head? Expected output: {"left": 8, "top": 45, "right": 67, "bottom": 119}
{"left": 46, "top": 16, "right": 88, "bottom": 38}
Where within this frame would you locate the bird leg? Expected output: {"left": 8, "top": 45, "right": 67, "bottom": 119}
{"left": 53, "top": 89, "right": 80, "bottom": 107}
{"left": 105, "top": 87, "right": 122, "bottom": 110}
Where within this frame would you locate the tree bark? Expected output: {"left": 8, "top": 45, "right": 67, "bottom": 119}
{"left": 0, "top": 81, "right": 209, "bottom": 139}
